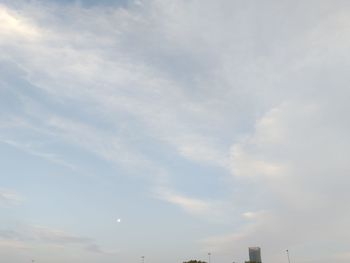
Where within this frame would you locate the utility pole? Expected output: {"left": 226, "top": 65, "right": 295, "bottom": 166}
{"left": 286, "top": 249, "right": 291, "bottom": 263}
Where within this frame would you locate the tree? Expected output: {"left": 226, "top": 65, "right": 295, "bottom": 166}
{"left": 183, "top": 260, "right": 207, "bottom": 263}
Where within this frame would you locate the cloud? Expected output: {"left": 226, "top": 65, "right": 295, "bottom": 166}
{"left": 84, "top": 243, "right": 118, "bottom": 255}
{"left": 0, "top": 138, "right": 77, "bottom": 170}
{"left": 0, "top": 5, "right": 41, "bottom": 41}
{"left": 334, "top": 252, "right": 350, "bottom": 261}
{"left": 154, "top": 187, "right": 233, "bottom": 224}
{"left": 0, "top": 1, "right": 231, "bottom": 172}
{"left": 0, "top": 239, "right": 29, "bottom": 250}
{"left": 200, "top": 223, "right": 258, "bottom": 254}
{"left": 0, "top": 230, "right": 21, "bottom": 240}
{"left": 155, "top": 188, "right": 211, "bottom": 215}
{"left": 0, "top": 225, "right": 114, "bottom": 254}
{"left": 209, "top": 100, "right": 350, "bottom": 261}
{"left": 29, "top": 226, "right": 92, "bottom": 244}
{"left": 172, "top": 135, "right": 229, "bottom": 168}
{"left": 1, "top": 1, "right": 350, "bottom": 262}
{"left": 231, "top": 144, "right": 287, "bottom": 179}
{"left": 242, "top": 211, "right": 266, "bottom": 221}
{"left": 0, "top": 189, "right": 24, "bottom": 206}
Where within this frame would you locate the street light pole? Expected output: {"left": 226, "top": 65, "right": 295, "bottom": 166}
{"left": 141, "top": 256, "right": 145, "bottom": 263}
{"left": 286, "top": 250, "right": 291, "bottom": 263}
{"left": 208, "top": 252, "right": 211, "bottom": 263}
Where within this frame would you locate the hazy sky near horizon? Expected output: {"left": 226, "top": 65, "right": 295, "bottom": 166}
{"left": 1, "top": 0, "right": 350, "bottom": 263}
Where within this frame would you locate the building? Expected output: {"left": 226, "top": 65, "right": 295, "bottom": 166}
{"left": 247, "top": 247, "right": 262, "bottom": 263}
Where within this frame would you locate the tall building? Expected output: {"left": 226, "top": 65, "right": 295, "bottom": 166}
{"left": 249, "top": 247, "right": 262, "bottom": 263}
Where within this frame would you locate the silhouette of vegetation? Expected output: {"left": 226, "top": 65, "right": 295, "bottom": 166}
{"left": 183, "top": 260, "right": 207, "bottom": 263}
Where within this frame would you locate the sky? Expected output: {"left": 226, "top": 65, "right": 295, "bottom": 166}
{"left": 1, "top": 0, "right": 350, "bottom": 263}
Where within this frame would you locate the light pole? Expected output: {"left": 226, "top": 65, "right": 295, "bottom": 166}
{"left": 208, "top": 252, "right": 211, "bottom": 263}
{"left": 286, "top": 250, "right": 291, "bottom": 263}
{"left": 141, "top": 256, "right": 145, "bottom": 263}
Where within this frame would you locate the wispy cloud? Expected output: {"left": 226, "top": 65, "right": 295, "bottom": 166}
{"left": 0, "top": 189, "right": 24, "bottom": 206}
{"left": 0, "top": 225, "right": 115, "bottom": 254}
{"left": 154, "top": 187, "right": 230, "bottom": 222}
{"left": 0, "top": 4, "right": 41, "bottom": 41}
{"left": 2, "top": 1, "right": 350, "bottom": 262}
{"left": 155, "top": 188, "right": 211, "bottom": 216}
{"left": 0, "top": 239, "right": 29, "bottom": 249}
{"left": 0, "top": 1, "right": 231, "bottom": 172}
{"left": 0, "top": 138, "right": 77, "bottom": 170}
{"left": 29, "top": 226, "right": 92, "bottom": 244}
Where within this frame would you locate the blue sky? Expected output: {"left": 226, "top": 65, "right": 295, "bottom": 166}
{"left": 1, "top": 0, "right": 350, "bottom": 263}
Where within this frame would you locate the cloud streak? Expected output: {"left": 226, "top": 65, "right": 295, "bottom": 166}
{"left": 0, "top": 225, "right": 114, "bottom": 254}
{"left": 0, "top": 189, "right": 24, "bottom": 206}
{"left": 1, "top": 1, "right": 350, "bottom": 262}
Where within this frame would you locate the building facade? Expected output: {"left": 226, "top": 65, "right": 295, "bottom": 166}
{"left": 248, "top": 247, "right": 262, "bottom": 263}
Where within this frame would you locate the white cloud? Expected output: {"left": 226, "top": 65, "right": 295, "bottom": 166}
{"left": 2, "top": 1, "right": 350, "bottom": 262}
{"left": 154, "top": 187, "right": 232, "bottom": 223}
{"left": 0, "top": 189, "right": 24, "bottom": 206}
{"left": 231, "top": 144, "right": 288, "bottom": 179}
{"left": 0, "top": 239, "right": 29, "bottom": 250}
{"left": 172, "top": 135, "right": 229, "bottom": 168}
{"left": 218, "top": 99, "right": 350, "bottom": 261}
{"left": 0, "top": 138, "right": 77, "bottom": 170}
{"left": 0, "top": 225, "right": 114, "bottom": 254}
{"left": 0, "top": 1, "right": 231, "bottom": 172}
{"left": 29, "top": 226, "right": 91, "bottom": 244}
{"left": 242, "top": 211, "right": 266, "bottom": 221}
{"left": 0, "top": 5, "right": 41, "bottom": 41}
{"left": 155, "top": 188, "right": 212, "bottom": 216}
